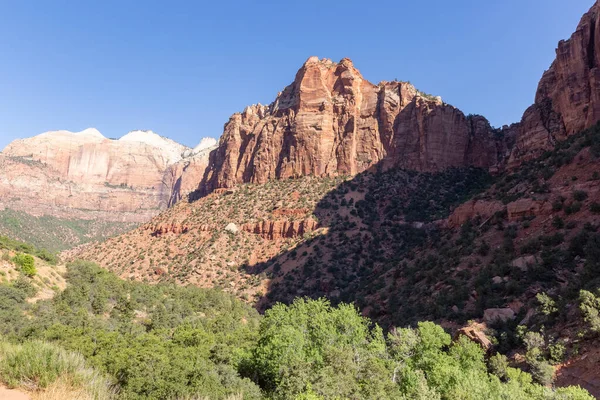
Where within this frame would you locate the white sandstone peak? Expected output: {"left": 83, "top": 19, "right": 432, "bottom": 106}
{"left": 119, "top": 130, "right": 189, "bottom": 164}
{"left": 39, "top": 128, "right": 105, "bottom": 139}
{"left": 77, "top": 128, "right": 104, "bottom": 138}
{"left": 182, "top": 137, "right": 218, "bottom": 158}
{"left": 193, "top": 137, "right": 217, "bottom": 153}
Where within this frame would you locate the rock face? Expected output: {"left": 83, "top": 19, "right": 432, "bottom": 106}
{"left": 506, "top": 198, "right": 551, "bottom": 222}
{"left": 447, "top": 199, "right": 505, "bottom": 228}
{"left": 0, "top": 129, "right": 216, "bottom": 222}
{"left": 510, "top": 1, "right": 600, "bottom": 164}
{"left": 242, "top": 218, "right": 319, "bottom": 240}
{"left": 163, "top": 145, "right": 216, "bottom": 207}
{"left": 456, "top": 322, "right": 492, "bottom": 350}
{"left": 199, "top": 57, "right": 506, "bottom": 194}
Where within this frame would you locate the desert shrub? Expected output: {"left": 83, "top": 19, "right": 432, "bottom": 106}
{"left": 536, "top": 293, "right": 558, "bottom": 316}
{"left": 579, "top": 289, "right": 600, "bottom": 333}
{"left": 572, "top": 190, "right": 588, "bottom": 202}
{"left": 552, "top": 216, "right": 564, "bottom": 229}
{"left": 12, "top": 253, "right": 36, "bottom": 277}
{"left": 564, "top": 202, "right": 582, "bottom": 215}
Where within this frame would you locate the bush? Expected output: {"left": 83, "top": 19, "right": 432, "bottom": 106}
{"left": 536, "top": 293, "right": 558, "bottom": 316}
{"left": 590, "top": 202, "right": 600, "bottom": 214}
{"left": 565, "top": 202, "right": 582, "bottom": 215}
{"left": 529, "top": 359, "right": 555, "bottom": 386}
{"left": 552, "top": 216, "right": 565, "bottom": 229}
{"left": 488, "top": 353, "right": 509, "bottom": 379}
{"left": 12, "top": 253, "right": 36, "bottom": 277}
{"left": 579, "top": 289, "right": 600, "bottom": 333}
{"left": 573, "top": 190, "right": 589, "bottom": 201}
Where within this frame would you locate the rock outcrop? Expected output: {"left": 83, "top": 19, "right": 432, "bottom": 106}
{"left": 242, "top": 218, "right": 319, "bottom": 240}
{"left": 447, "top": 199, "right": 505, "bottom": 228}
{"left": 483, "top": 308, "right": 516, "bottom": 324}
{"left": 198, "top": 57, "right": 506, "bottom": 194}
{"left": 456, "top": 322, "right": 492, "bottom": 350}
{"left": 163, "top": 145, "right": 216, "bottom": 207}
{"left": 510, "top": 1, "right": 600, "bottom": 164}
{"left": 0, "top": 129, "right": 216, "bottom": 222}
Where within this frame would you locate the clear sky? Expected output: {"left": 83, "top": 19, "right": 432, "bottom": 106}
{"left": 0, "top": 0, "right": 593, "bottom": 151}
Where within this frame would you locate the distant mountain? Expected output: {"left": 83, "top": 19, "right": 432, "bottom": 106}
{"left": 0, "top": 128, "right": 217, "bottom": 249}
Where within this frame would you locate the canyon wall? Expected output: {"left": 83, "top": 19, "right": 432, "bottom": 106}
{"left": 510, "top": 1, "right": 600, "bottom": 164}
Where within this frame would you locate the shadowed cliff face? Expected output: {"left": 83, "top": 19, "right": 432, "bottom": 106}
{"left": 198, "top": 57, "right": 508, "bottom": 195}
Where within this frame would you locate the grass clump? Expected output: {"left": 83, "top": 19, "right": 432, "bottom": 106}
{"left": 0, "top": 340, "right": 115, "bottom": 399}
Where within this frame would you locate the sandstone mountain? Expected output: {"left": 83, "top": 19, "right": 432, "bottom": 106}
{"left": 0, "top": 128, "right": 217, "bottom": 249}
{"left": 65, "top": 1, "right": 600, "bottom": 315}
{"left": 509, "top": 0, "right": 600, "bottom": 165}
{"left": 198, "top": 57, "right": 509, "bottom": 195}
{"left": 195, "top": 2, "right": 600, "bottom": 195}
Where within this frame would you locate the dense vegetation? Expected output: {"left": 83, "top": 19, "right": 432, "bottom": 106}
{"left": 0, "top": 208, "right": 136, "bottom": 252}
{"left": 0, "top": 234, "right": 58, "bottom": 265}
{"left": 0, "top": 260, "right": 593, "bottom": 399}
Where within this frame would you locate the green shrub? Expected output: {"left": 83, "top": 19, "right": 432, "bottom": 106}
{"left": 579, "top": 289, "right": 600, "bottom": 333}
{"left": 549, "top": 341, "right": 566, "bottom": 364}
{"left": 573, "top": 190, "right": 588, "bottom": 201}
{"left": 537, "top": 293, "right": 558, "bottom": 316}
{"left": 488, "top": 353, "right": 509, "bottom": 379}
{"left": 529, "top": 359, "right": 555, "bottom": 386}
{"left": 12, "top": 253, "right": 36, "bottom": 277}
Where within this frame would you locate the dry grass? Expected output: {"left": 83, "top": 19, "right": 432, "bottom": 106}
{"left": 30, "top": 376, "right": 96, "bottom": 400}
{"left": 0, "top": 341, "right": 115, "bottom": 400}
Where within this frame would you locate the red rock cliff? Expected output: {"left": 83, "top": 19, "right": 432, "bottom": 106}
{"left": 511, "top": 1, "right": 600, "bottom": 164}
{"left": 199, "top": 2, "right": 600, "bottom": 193}
{"left": 199, "top": 57, "right": 505, "bottom": 194}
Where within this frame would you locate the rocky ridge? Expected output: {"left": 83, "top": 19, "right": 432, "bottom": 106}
{"left": 194, "top": 2, "right": 600, "bottom": 196}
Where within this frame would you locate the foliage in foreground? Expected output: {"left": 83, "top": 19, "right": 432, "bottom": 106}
{"left": 246, "top": 299, "right": 592, "bottom": 400}
{"left": 0, "top": 340, "right": 115, "bottom": 399}
{"left": 0, "top": 261, "right": 593, "bottom": 399}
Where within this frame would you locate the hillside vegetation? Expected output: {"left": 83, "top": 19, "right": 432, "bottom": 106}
{"left": 66, "top": 122, "right": 600, "bottom": 396}
{"left": 0, "top": 208, "right": 136, "bottom": 252}
{"left": 0, "top": 259, "right": 593, "bottom": 399}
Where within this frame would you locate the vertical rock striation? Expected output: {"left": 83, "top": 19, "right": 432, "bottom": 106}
{"left": 510, "top": 1, "right": 600, "bottom": 164}
{"left": 199, "top": 57, "right": 504, "bottom": 194}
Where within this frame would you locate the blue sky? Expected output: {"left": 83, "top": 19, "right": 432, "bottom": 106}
{"left": 0, "top": 0, "right": 593, "bottom": 150}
